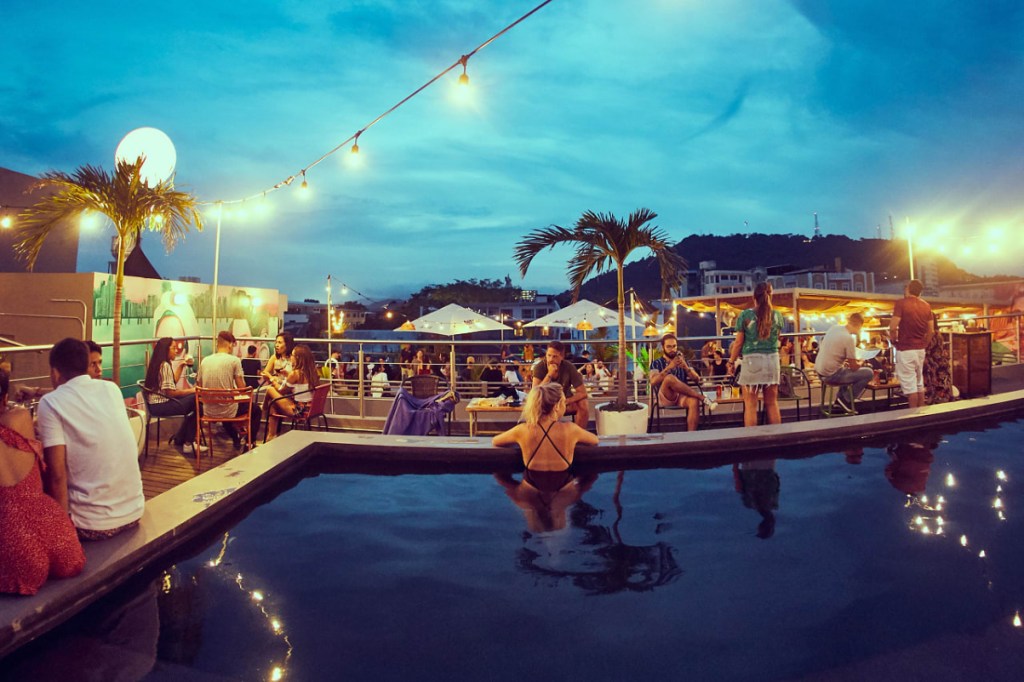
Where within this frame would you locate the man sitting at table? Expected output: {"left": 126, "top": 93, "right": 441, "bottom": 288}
{"left": 816, "top": 312, "right": 874, "bottom": 411}
{"left": 36, "top": 338, "right": 144, "bottom": 540}
{"left": 532, "top": 340, "right": 589, "bottom": 429}
{"left": 197, "top": 331, "right": 258, "bottom": 449}
{"left": 649, "top": 333, "right": 717, "bottom": 431}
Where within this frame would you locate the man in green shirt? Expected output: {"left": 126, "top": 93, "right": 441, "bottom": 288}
{"left": 532, "top": 340, "right": 589, "bottom": 428}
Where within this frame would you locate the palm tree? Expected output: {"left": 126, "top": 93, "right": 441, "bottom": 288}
{"left": 514, "top": 208, "right": 685, "bottom": 410}
{"left": 14, "top": 158, "right": 203, "bottom": 384}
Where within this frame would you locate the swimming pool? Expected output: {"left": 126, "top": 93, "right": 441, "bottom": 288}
{"left": 4, "top": 417, "right": 1024, "bottom": 681}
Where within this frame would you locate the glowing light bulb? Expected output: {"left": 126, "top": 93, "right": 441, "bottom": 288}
{"left": 252, "top": 590, "right": 264, "bottom": 602}
{"left": 946, "top": 473, "right": 956, "bottom": 487}
{"left": 979, "top": 550, "right": 986, "bottom": 558}
{"left": 960, "top": 535, "right": 968, "bottom": 546}
{"left": 935, "top": 526, "right": 943, "bottom": 535}
{"left": 998, "top": 511, "right": 1006, "bottom": 520}
{"left": 1, "top": 215, "right": 13, "bottom": 229}
{"left": 921, "top": 495, "right": 929, "bottom": 504}
{"left": 994, "top": 498, "right": 1003, "bottom": 509}
{"left": 921, "top": 525, "right": 932, "bottom": 535}
{"left": 914, "top": 516, "right": 924, "bottom": 526}
{"left": 458, "top": 72, "right": 469, "bottom": 86}
{"left": 1014, "top": 612, "right": 1022, "bottom": 628}
{"left": 271, "top": 619, "right": 282, "bottom": 633}
{"left": 936, "top": 517, "right": 944, "bottom": 526}
{"left": 997, "top": 470, "right": 1007, "bottom": 481}
{"left": 271, "top": 667, "right": 283, "bottom": 681}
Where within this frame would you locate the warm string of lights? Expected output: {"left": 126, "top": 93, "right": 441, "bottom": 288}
{"left": 200, "top": 532, "right": 294, "bottom": 681}
{"left": 204, "top": 0, "right": 556, "bottom": 213}
{"left": 904, "top": 466, "right": 1020, "bottom": 630}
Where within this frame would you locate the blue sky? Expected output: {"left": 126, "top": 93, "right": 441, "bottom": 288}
{"left": 3, "top": 0, "right": 1023, "bottom": 304}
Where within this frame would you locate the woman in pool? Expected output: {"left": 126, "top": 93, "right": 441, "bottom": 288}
{"left": 491, "top": 383, "right": 599, "bottom": 485}
{"left": 0, "top": 369, "right": 85, "bottom": 595}
{"left": 727, "top": 282, "right": 785, "bottom": 427}
{"left": 265, "top": 344, "right": 320, "bottom": 441}
{"left": 143, "top": 337, "right": 204, "bottom": 453}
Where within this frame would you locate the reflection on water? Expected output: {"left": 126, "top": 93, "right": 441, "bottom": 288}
{"left": 5, "top": 418, "right": 1024, "bottom": 681}
{"left": 733, "top": 460, "right": 779, "bottom": 539}
{"left": 502, "top": 470, "right": 683, "bottom": 595}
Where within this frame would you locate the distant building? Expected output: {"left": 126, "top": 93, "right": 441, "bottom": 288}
{"left": 767, "top": 266, "right": 874, "bottom": 293}
{"left": 286, "top": 299, "right": 368, "bottom": 329}
{"left": 0, "top": 167, "right": 80, "bottom": 274}
{"left": 685, "top": 259, "right": 875, "bottom": 296}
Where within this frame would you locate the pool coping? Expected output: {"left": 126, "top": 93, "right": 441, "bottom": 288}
{"left": 3, "top": 387, "right": 1024, "bottom": 659}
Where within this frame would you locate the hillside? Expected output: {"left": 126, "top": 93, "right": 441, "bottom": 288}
{"left": 565, "top": 233, "right": 979, "bottom": 303}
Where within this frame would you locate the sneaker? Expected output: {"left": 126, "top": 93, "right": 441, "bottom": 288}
{"left": 182, "top": 442, "right": 209, "bottom": 454}
{"left": 704, "top": 398, "right": 718, "bottom": 412}
{"left": 834, "top": 393, "right": 853, "bottom": 413}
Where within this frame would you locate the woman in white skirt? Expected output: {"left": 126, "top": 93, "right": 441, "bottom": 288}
{"left": 727, "top": 282, "right": 785, "bottom": 427}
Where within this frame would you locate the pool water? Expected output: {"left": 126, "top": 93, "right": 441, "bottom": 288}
{"left": 4, "top": 418, "right": 1024, "bottom": 681}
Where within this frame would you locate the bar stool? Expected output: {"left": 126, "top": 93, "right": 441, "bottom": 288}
{"left": 820, "top": 380, "right": 857, "bottom": 417}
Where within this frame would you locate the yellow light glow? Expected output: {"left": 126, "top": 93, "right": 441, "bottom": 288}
{"left": 271, "top": 619, "right": 282, "bottom": 633}
{"left": 921, "top": 526, "right": 932, "bottom": 535}
{"left": 946, "top": 473, "right": 956, "bottom": 487}
{"left": 914, "top": 516, "right": 924, "bottom": 526}
{"left": 936, "top": 516, "right": 944, "bottom": 526}
{"left": 80, "top": 211, "right": 100, "bottom": 230}
{"left": 979, "top": 550, "right": 986, "bottom": 558}
{"left": 960, "top": 535, "right": 968, "bottom": 546}
{"left": 921, "top": 495, "right": 929, "bottom": 504}
{"left": 1014, "top": 612, "right": 1022, "bottom": 628}
{"left": 994, "top": 498, "right": 1003, "bottom": 509}
{"left": 271, "top": 667, "right": 283, "bottom": 681}
{"left": 0, "top": 215, "right": 12, "bottom": 229}
{"left": 252, "top": 590, "right": 264, "bottom": 602}
{"left": 935, "top": 526, "right": 943, "bottom": 535}
{"left": 997, "top": 470, "right": 1007, "bottom": 481}
{"left": 937, "top": 495, "right": 945, "bottom": 503}
{"left": 998, "top": 510, "right": 1006, "bottom": 520}
{"left": 252, "top": 297, "right": 262, "bottom": 308}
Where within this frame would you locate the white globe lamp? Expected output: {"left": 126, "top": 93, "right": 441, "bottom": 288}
{"left": 115, "top": 127, "right": 177, "bottom": 186}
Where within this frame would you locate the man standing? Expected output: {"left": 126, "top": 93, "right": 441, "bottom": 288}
{"left": 890, "top": 279, "right": 934, "bottom": 408}
{"left": 532, "top": 340, "right": 589, "bottom": 428}
{"left": 36, "top": 338, "right": 144, "bottom": 540}
{"left": 816, "top": 312, "right": 875, "bottom": 411}
{"left": 649, "top": 333, "right": 717, "bottom": 431}
{"left": 197, "top": 331, "right": 255, "bottom": 449}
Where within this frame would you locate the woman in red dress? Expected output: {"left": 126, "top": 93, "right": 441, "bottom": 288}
{"left": 0, "top": 370, "right": 86, "bottom": 595}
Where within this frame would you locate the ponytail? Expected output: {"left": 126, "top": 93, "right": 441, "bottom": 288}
{"left": 522, "top": 384, "right": 564, "bottom": 425}
{"left": 753, "top": 282, "right": 774, "bottom": 340}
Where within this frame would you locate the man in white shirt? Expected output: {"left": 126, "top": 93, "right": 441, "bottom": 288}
{"left": 36, "top": 338, "right": 145, "bottom": 540}
{"left": 816, "top": 312, "right": 874, "bottom": 411}
{"left": 196, "top": 330, "right": 255, "bottom": 449}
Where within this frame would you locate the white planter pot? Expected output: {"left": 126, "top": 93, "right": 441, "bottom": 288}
{"left": 596, "top": 402, "right": 650, "bottom": 436}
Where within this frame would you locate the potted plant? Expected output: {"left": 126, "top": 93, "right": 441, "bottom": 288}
{"left": 514, "top": 209, "right": 685, "bottom": 435}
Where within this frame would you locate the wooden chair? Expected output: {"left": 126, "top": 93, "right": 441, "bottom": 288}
{"left": 263, "top": 383, "right": 331, "bottom": 442}
{"left": 195, "top": 386, "right": 255, "bottom": 464}
{"left": 778, "top": 366, "right": 812, "bottom": 421}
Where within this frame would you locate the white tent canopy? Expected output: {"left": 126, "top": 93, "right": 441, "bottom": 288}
{"left": 524, "top": 299, "right": 644, "bottom": 330}
{"left": 397, "top": 303, "right": 513, "bottom": 336}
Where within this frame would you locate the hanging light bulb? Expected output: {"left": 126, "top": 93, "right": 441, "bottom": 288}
{"left": 0, "top": 215, "right": 12, "bottom": 229}
{"left": 296, "top": 171, "right": 310, "bottom": 199}
{"left": 351, "top": 131, "right": 361, "bottom": 155}
{"left": 458, "top": 55, "right": 470, "bottom": 86}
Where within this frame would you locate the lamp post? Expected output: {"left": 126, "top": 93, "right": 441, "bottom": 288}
{"left": 905, "top": 218, "right": 915, "bottom": 281}
{"left": 211, "top": 202, "right": 224, "bottom": 334}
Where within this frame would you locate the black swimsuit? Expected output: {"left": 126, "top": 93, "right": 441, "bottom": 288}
{"left": 523, "top": 422, "right": 573, "bottom": 492}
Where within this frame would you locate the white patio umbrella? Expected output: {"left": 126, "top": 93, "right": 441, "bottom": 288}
{"left": 397, "top": 304, "right": 513, "bottom": 384}
{"left": 525, "top": 299, "right": 644, "bottom": 336}
{"left": 397, "top": 303, "right": 513, "bottom": 336}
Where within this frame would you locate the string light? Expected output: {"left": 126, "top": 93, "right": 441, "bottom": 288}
{"left": 200, "top": 0, "right": 555, "bottom": 208}
{"left": 0, "top": 215, "right": 12, "bottom": 229}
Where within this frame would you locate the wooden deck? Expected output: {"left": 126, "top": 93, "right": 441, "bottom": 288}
{"left": 139, "top": 425, "right": 246, "bottom": 499}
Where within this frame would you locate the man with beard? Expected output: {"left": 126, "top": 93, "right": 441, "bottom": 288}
{"left": 649, "top": 333, "right": 717, "bottom": 431}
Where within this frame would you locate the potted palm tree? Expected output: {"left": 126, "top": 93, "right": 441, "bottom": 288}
{"left": 14, "top": 158, "right": 203, "bottom": 384}
{"left": 514, "top": 209, "right": 685, "bottom": 435}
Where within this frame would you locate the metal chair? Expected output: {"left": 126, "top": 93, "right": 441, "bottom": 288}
{"left": 263, "top": 383, "right": 330, "bottom": 442}
{"left": 406, "top": 374, "right": 440, "bottom": 398}
{"left": 135, "top": 380, "right": 165, "bottom": 460}
{"left": 778, "top": 366, "right": 812, "bottom": 421}
{"left": 648, "top": 379, "right": 704, "bottom": 432}
{"left": 820, "top": 380, "right": 857, "bottom": 418}
{"left": 195, "top": 386, "right": 255, "bottom": 465}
